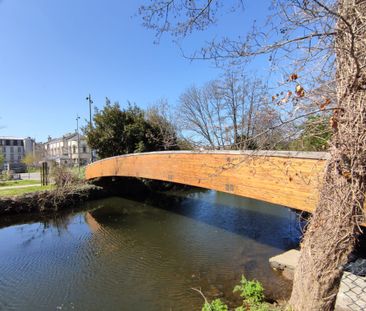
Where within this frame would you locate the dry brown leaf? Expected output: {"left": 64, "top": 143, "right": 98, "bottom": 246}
{"left": 320, "top": 98, "right": 331, "bottom": 110}
{"left": 295, "top": 84, "right": 305, "bottom": 97}
{"left": 288, "top": 73, "right": 298, "bottom": 81}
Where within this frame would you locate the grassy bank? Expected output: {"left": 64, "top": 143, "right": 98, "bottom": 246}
{"left": 0, "top": 185, "right": 54, "bottom": 197}
{"left": 0, "top": 180, "right": 41, "bottom": 187}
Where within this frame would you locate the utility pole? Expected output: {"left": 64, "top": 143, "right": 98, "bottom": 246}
{"left": 86, "top": 94, "right": 94, "bottom": 163}
{"left": 76, "top": 115, "right": 81, "bottom": 172}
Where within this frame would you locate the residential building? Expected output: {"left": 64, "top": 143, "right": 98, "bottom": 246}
{"left": 43, "top": 132, "right": 91, "bottom": 166}
{"left": 0, "top": 136, "right": 35, "bottom": 172}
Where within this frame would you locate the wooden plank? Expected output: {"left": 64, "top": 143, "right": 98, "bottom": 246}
{"left": 85, "top": 151, "right": 329, "bottom": 212}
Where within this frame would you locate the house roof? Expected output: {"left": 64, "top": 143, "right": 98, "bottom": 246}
{"left": 0, "top": 136, "right": 30, "bottom": 140}
{"left": 45, "top": 132, "right": 85, "bottom": 144}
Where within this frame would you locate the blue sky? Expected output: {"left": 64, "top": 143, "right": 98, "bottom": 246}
{"left": 0, "top": 0, "right": 271, "bottom": 142}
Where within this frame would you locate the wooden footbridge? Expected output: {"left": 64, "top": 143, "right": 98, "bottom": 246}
{"left": 85, "top": 150, "right": 332, "bottom": 213}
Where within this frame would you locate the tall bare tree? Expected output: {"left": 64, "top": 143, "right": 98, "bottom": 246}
{"left": 140, "top": 1, "right": 366, "bottom": 310}
{"left": 179, "top": 82, "right": 222, "bottom": 148}
{"left": 178, "top": 73, "right": 279, "bottom": 149}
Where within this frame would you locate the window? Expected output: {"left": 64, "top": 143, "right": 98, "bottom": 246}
{"left": 18, "top": 155, "right": 21, "bottom": 161}
{"left": 73, "top": 146, "right": 76, "bottom": 154}
{"left": 10, "top": 154, "right": 14, "bottom": 161}
{"left": 82, "top": 146, "right": 87, "bottom": 153}
{"left": 5, "top": 140, "right": 10, "bottom": 146}
{"left": 18, "top": 147, "right": 21, "bottom": 153}
{"left": 10, "top": 147, "right": 14, "bottom": 153}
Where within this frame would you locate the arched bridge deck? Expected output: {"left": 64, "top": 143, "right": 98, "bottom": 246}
{"left": 85, "top": 150, "right": 331, "bottom": 213}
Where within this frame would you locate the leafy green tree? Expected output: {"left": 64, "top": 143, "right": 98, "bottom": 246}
{"left": 289, "top": 115, "right": 332, "bottom": 151}
{"left": 146, "top": 101, "right": 180, "bottom": 151}
{"left": 84, "top": 100, "right": 178, "bottom": 159}
{"left": 22, "top": 153, "right": 41, "bottom": 171}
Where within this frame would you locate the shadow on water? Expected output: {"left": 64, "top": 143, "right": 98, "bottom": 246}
{"left": 106, "top": 188, "right": 304, "bottom": 251}
{"left": 92, "top": 177, "right": 304, "bottom": 249}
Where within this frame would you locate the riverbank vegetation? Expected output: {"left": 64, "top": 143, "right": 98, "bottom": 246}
{"left": 0, "top": 165, "right": 105, "bottom": 214}
{"left": 201, "top": 275, "right": 282, "bottom": 311}
{"left": 0, "top": 183, "right": 103, "bottom": 215}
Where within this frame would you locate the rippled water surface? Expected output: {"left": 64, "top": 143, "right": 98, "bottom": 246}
{"left": 0, "top": 190, "right": 302, "bottom": 310}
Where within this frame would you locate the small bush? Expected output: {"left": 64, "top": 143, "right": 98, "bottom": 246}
{"left": 233, "top": 275, "right": 265, "bottom": 305}
{"left": 235, "top": 304, "right": 272, "bottom": 311}
{"left": 1, "top": 170, "right": 14, "bottom": 181}
{"left": 200, "top": 275, "right": 281, "bottom": 311}
{"left": 51, "top": 165, "right": 83, "bottom": 188}
{"left": 202, "top": 298, "right": 228, "bottom": 311}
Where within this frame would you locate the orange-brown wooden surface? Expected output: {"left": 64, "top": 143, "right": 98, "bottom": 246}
{"left": 85, "top": 151, "right": 328, "bottom": 212}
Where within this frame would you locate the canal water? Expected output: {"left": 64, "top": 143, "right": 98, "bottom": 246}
{"left": 0, "top": 190, "right": 302, "bottom": 311}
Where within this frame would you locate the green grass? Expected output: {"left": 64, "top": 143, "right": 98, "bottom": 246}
{"left": 0, "top": 180, "right": 41, "bottom": 187}
{"left": 0, "top": 185, "right": 54, "bottom": 197}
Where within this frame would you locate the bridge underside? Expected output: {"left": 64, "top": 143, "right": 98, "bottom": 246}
{"left": 85, "top": 151, "right": 331, "bottom": 213}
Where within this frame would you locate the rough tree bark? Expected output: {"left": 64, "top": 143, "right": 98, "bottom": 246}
{"left": 289, "top": 1, "right": 366, "bottom": 310}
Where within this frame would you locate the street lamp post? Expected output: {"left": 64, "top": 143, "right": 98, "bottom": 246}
{"left": 86, "top": 94, "right": 94, "bottom": 163}
{"left": 76, "top": 115, "right": 81, "bottom": 172}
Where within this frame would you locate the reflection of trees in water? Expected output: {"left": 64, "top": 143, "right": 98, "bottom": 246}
{"left": 41, "top": 212, "right": 74, "bottom": 234}
{"left": 2, "top": 212, "right": 79, "bottom": 246}
{"left": 0, "top": 205, "right": 93, "bottom": 232}
{"left": 20, "top": 215, "right": 74, "bottom": 245}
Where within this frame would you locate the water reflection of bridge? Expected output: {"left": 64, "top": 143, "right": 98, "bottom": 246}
{"left": 85, "top": 151, "right": 331, "bottom": 213}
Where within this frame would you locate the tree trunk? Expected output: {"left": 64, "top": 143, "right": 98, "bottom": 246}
{"left": 289, "top": 1, "right": 366, "bottom": 310}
